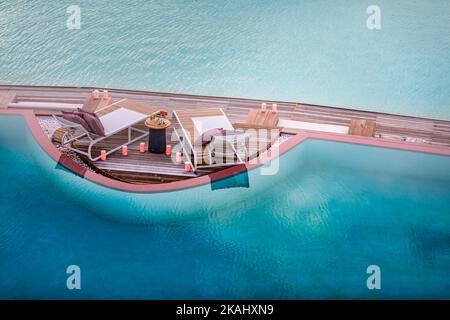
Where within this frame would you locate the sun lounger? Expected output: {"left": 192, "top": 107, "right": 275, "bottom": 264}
{"left": 173, "top": 108, "right": 280, "bottom": 171}
{"left": 173, "top": 108, "right": 247, "bottom": 171}
{"left": 233, "top": 105, "right": 280, "bottom": 130}
{"left": 53, "top": 99, "right": 159, "bottom": 161}
{"left": 203, "top": 132, "right": 248, "bottom": 166}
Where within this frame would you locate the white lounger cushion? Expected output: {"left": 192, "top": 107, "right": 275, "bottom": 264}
{"left": 8, "top": 101, "right": 83, "bottom": 110}
{"left": 278, "top": 119, "right": 349, "bottom": 134}
{"left": 99, "top": 107, "right": 147, "bottom": 136}
{"left": 192, "top": 115, "right": 234, "bottom": 138}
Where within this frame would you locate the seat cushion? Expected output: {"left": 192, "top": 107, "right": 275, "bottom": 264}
{"left": 62, "top": 111, "right": 91, "bottom": 132}
{"left": 78, "top": 108, "right": 105, "bottom": 136}
{"left": 195, "top": 128, "right": 223, "bottom": 146}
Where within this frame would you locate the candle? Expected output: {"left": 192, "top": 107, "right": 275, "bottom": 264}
{"left": 184, "top": 161, "right": 191, "bottom": 172}
{"left": 100, "top": 150, "right": 107, "bottom": 161}
{"left": 122, "top": 145, "right": 128, "bottom": 156}
{"left": 175, "top": 152, "right": 182, "bottom": 164}
{"left": 93, "top": 89, "right": 100, "bottom": 99}
{"left": 272, "top": 103, "right": 278, "bottom": 113}
{"left": 165, "top": 145, "right": 172, "bottom": 156}
{"left": 103, "top": 90, "right": 109, "bottom": 100}
{"left": 139, "top": 142, "right": 145, "bottom": 153}
{"left": 261, "top": 102, "right": 267, "bottom": 112}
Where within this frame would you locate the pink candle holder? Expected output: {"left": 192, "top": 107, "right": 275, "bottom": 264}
{"left": 122, "top": 145, "right": 128, "bottom": 156}
{"left": 175, "top": 152, "right": 182, "bottom": 164}
{"left": 165, "top": 145, "right": 172, "bottom": 156}
{"left": 100, "top": 150, "right": 107, "bottom": 161}
{"left": 184, "top": 161, "right": 191, "bottom": 172}
{"left": 103, "top": 90, "right": 109, "bottom": 100}
{"left": 271, "top": 103, "right": 278, "bottom": 113}
{"left": 139, "top": 142, "right": 145, "bottom": 153}
{"left": 261, "top": 102, "right": 267, "bottom": 112}
{"left": 93, "top": 89, "right": 100, "bottom": 100}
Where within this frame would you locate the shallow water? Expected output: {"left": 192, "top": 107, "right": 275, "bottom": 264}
{"left": 1, "top": 0, "right": 449, "bottom": 119}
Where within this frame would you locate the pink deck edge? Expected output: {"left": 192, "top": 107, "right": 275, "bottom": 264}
{"left": 2, "top": 108, "right": 450, "bottom": 193}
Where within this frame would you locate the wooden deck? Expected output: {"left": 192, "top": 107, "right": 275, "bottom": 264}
{"left": 0, "top": 92, "right": 16, "bottom": 109}
{"left": 2, "top": 85, "right": 450, "bottom": 184}
{"left": 71, "top": 121, "right": 217, "bottom": 184}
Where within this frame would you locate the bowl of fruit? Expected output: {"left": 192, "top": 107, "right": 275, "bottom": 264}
{"left": 145, "top": 114, "right": 171, "bottom": 130}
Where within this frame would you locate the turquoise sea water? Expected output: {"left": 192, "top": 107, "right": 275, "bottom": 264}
{"left": 0, "top": 115, "right": 449, "bottom": 299}
{"left": 0, "top": 0, "right": 449, "bottom": 119}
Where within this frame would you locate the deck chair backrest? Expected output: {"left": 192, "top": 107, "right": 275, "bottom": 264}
{"left": 52, "top": 114, "right": 87, "bottom": 132}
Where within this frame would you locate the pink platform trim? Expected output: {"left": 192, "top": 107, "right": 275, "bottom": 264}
{"left": 2, "top": 109, "right": 450, "bottom": 193}
{"left": 58, "top": 154, "right": 87, "bottom": 177}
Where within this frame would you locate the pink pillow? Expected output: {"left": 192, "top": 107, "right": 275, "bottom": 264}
{"left": 78, "top": 109, "right": 105, "bottom": 136}
{"left": 62, "top": 111, "right": 91, "bottom": 132}
{"left": 196, "top": 128, "right": 223, "bottom": 146}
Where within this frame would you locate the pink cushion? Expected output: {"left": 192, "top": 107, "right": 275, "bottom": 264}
{"left": 78, "top": 109, "right": 105, "bottom": 136}
{"left": 62, "top": 111, "right": 91, "bottom": 132}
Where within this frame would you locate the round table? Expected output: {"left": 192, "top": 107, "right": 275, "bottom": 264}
{"left": 144, "top": 117, "right": 171, "bottom": 154}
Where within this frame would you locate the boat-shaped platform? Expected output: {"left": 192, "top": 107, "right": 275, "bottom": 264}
{"left": 1, "top": 85, "right": 450, "bottom": 185}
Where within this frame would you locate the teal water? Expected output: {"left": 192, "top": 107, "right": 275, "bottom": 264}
{"left": 1, "top": 0, "right": 449, "bottom": 119}
{"left": 0, "top": 115, "right": 449, "bottom": 299}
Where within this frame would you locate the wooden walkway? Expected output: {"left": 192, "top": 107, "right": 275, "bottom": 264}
{"left": 2, "top": 85, "right": 450, "bottom": 184}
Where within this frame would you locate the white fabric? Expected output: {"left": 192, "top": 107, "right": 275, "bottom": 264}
{"left": 279, "top": 119, "right": 349, "bottom": 134}
{"left": 99, "top": 107, "right": 147, "bottom": 136}
{"left": 9, "top": 102, "right": 82, "bottom": 110}
{"left": 192, "top": 115, "right": 234, "bottom": 137}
